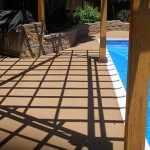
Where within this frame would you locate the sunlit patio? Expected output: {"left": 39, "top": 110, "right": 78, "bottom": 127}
{"left": 0, "top": 32, "right": 129, "bottom": 150}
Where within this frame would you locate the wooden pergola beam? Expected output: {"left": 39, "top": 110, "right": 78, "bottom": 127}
{"left": 98, "top": 0, "right": 108, "bottom": 63}
{"left": 38, "top": 0, "right": 46, "bottom": 32}
{"left": 124, "top": 0, "right": 150, "bottom": 149}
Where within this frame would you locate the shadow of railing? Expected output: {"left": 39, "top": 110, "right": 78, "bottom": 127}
{"left": 0, "top": 49, "right": 124, "bottom": 149}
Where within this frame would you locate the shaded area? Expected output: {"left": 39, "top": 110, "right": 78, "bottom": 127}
{"left": 1, "top": 0, "right": 68, "bottom": 33}
{"left": 45, "top": 0, "right": 68, "bottom": 33}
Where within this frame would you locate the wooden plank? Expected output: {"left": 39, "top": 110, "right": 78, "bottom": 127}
{"left": 19, "top": 22, "right": 43, "bottom": 29}
{"left": 124, "top": 0, "right": 150, "bottom": 150}
{"left": 38, "top": 0, "right": 46, "bottom": 32}
{"left": 99, "top": 0, "right": 107, "bottom": 63}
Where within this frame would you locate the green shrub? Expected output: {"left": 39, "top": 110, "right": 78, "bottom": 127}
{"left": 115, "top": 9, "right": 130, "bottom": 22}
{"left": 73, "top": 4, "right": 100, "bottom": 24}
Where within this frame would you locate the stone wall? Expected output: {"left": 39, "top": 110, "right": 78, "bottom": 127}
{"left": 41, "top": 20, "right": 129, "bottom": 56}
{"left": 43, "top": 27, "right": 77, "bottom": 54}
{"left": 0, "top": 20, "right": 129, "bottom": 58}
{"left": 43, "top": 20, "right": 129, "bottom": 56}
{"left": 73, "top": 20, "right": 129, "bottom": 38}
{"left": 76, "top": 24, "right": 89, "bottom": 38}
{"left": 107, "top": 20, "right": 129, "bottom": 31}
{"left": 0, "top": 22, "right": 45, "bottom": 58}
{"left": 78, "top": 20, "right": 129, "bottom": 35}
{"left": 20, "top": 23, "right": 44, "bottom": 58}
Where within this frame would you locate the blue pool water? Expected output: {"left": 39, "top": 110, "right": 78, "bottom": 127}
{"left": 106, "top": 40, "right": 150, "bottom": 146}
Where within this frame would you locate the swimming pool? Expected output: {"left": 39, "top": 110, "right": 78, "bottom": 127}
{"left": 106, "top": 39, "right": 150, "bottom": 147}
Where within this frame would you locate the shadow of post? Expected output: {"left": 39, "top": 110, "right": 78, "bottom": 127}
{"left": 86, "top": 53, "right": 113, "bottom": 150}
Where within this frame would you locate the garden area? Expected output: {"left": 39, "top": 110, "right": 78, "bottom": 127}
{"left": 45, "top": 0, "right": 130, "bottom": 33}
{"left": 0, "top": 0, "right": 130, "bottom": 58}
{"left": 0, "top": 0, "right": 130, "bottom": 33}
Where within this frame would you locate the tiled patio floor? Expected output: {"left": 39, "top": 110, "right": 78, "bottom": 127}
{"left": 0, "top": 32, "right": 128, "bottom": 150}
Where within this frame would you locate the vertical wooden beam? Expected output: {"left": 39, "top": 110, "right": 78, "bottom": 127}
{"left": 38, "top": 0, "right": 46, "bottom": 32}
{"left": 125, "top": 0, "right": 150, "bottom": 150}
{"left": 98, "top": 0, "right": 107, "bottom": 63}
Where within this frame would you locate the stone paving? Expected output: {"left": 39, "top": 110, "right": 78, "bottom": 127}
{"left": 0, "top": 31, "right": 128, "bottom": 150}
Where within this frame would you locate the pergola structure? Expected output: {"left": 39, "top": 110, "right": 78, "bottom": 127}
{"left": 31, "top": 0, "right": 150, "bottom": 149}
{"left": 38, "top": 0, "right": 46, "bottom": 32}
{"left": 1, "top": 0, "right": 150, "bottom": 149}
{"left": 100, "top": 0, "right": 150, "bottom": 150}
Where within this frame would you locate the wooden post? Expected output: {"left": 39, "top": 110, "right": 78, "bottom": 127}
{"left": 38, "top": 0, "right": 46, "bottom": 32}
{"left": 124, "top": 0, "right": 150, "bottom": 150}
{"left": 98, "top": 0, "right": 108, "bottom": 63}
